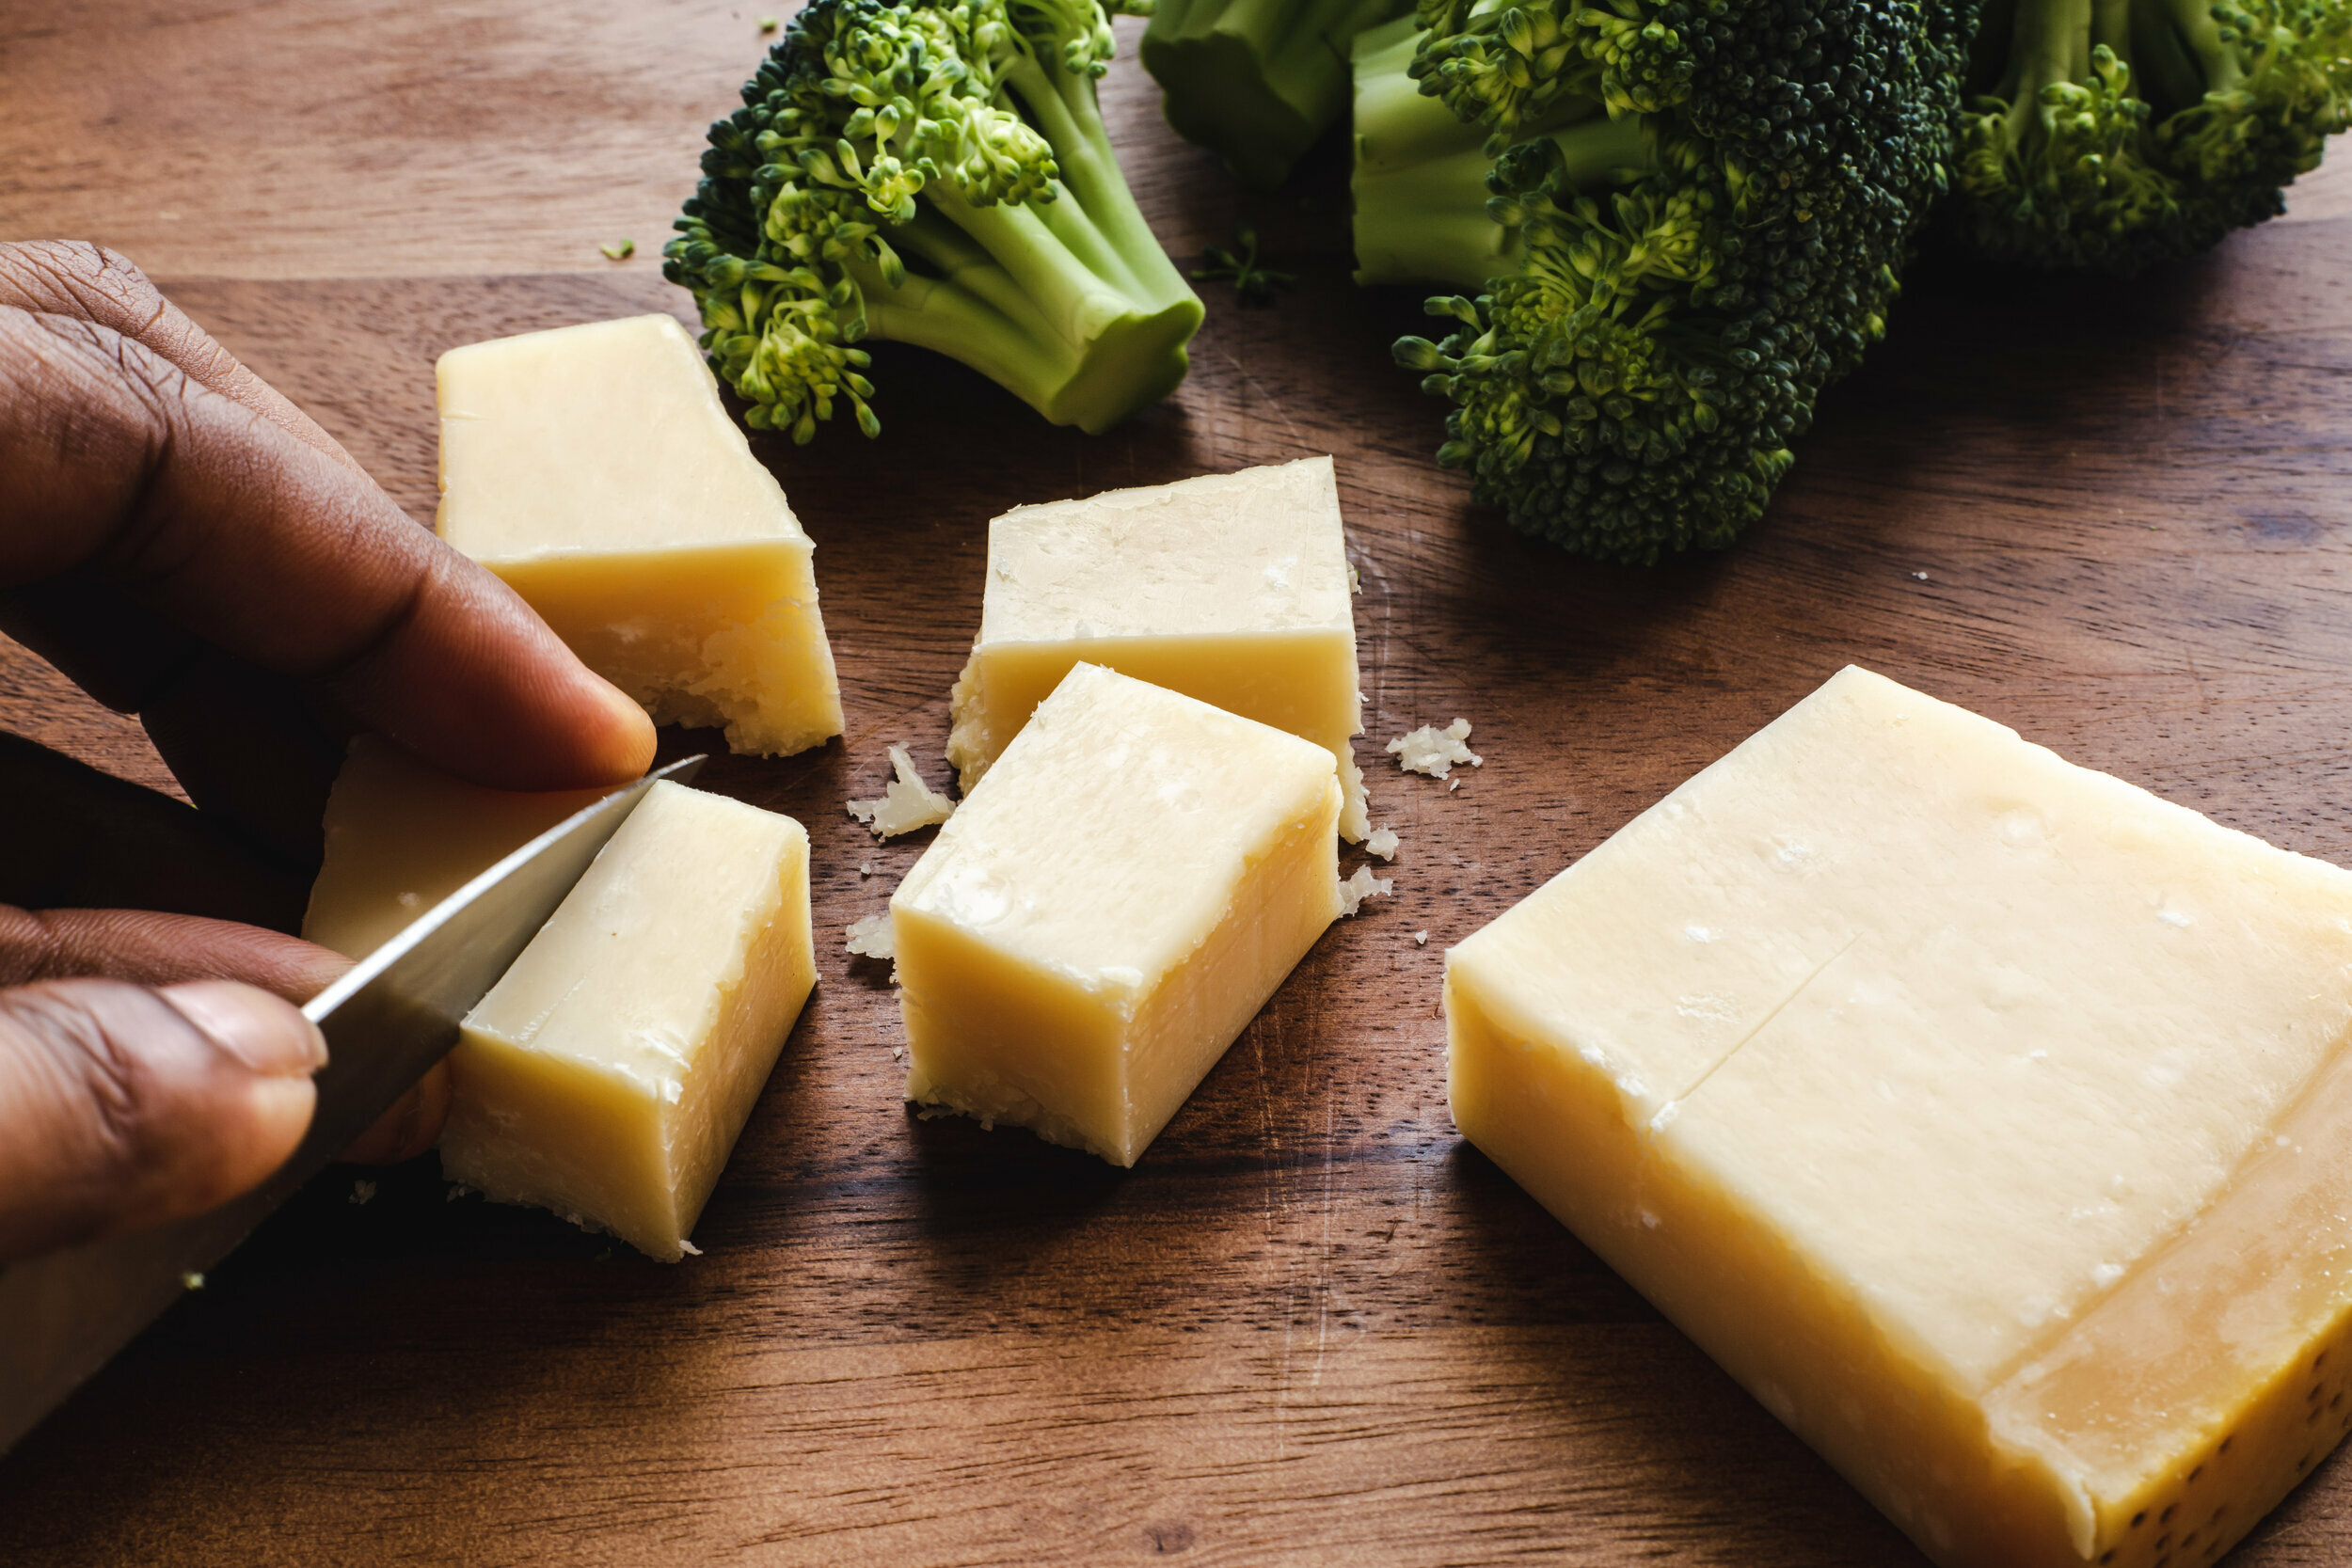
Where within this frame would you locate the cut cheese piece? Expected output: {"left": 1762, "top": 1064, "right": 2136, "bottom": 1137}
{"left": 302, "top": 735, "right": 616, "bottom": 959}
{"left": 437, "top": 313, "right": 844, "bottom": 757}
{"left": 1444, "top": 665, "right": 2352, "bottom": 1568}
{"left": 945, "top": 456, "right": 1369, "bottom": 840}
{"left": 898, "top": 663, "right": 1343, "bottom": 1165}
{"left": 443, "top": 781, "right": 814, "bottom": 1260}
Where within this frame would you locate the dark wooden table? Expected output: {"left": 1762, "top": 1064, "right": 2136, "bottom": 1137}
{"left": 3, "top": 4, "right": 2351, "bottom": 1562}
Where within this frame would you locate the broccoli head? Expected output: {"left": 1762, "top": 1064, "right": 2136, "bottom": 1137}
{"left": 665, "top": 0, "right": 1205, "bottom": 441}
{"left": 1142, "top": 0, "right": 1415, "bottom": 188}
{"left": 1359, "top": 0, "right": 1977, "bottom": 564}
{"left": 1955, "top": 0, "right": 2352, "bottom": 273}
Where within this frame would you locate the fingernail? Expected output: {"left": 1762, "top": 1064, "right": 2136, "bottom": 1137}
{"left": 160, "top": 980, "right": 328, "bottom": 1077}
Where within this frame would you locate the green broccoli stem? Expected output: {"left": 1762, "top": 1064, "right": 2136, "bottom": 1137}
{"left": 839, "top": 52, "right": 1201, "bottom": 434}
{"left": 2136, "top": 0, "right": 2246, "bottom": 109}
{"left": 1973, "top": 0, "right": 2243, "bottom": 129}
{"left": 1979, "top": 0, "right": 2095, "bottom": 155}
{"left": 1143, "top": 0, "right": 1413, "bottom": 188}
{"left": 1349, "top": 15, "right": 1637, "bottom": 287}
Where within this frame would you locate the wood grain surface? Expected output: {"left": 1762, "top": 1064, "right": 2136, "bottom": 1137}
{"left": 4, "top": 3, "right": 2352, "bottom": 1563}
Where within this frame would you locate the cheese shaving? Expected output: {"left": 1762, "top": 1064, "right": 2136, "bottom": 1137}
{"left": 849, "top": 744, "right": 956, "bottom": 837}
{"left": 845, "top": 912, "right": 896, "bottom": 960}
{"left": 1389, "top": 718, "right": 1482, "bottom": 780}
{"left": 1337, "top": 863, "right": 1394, "bottom": 917}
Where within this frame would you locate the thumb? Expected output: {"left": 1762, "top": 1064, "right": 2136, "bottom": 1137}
{"left": 0, "top": 977, "right": 324, "bottom": 1264}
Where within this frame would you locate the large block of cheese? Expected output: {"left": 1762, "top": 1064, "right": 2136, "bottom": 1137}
{"left": 1444, "top": 665, "right": 2352, "bottom": 1568}
{"left": 437, "top": 313, "right": 844, "bottom": 757}
{"left": 898, "top": 663, "right": 1343, "bottom": 1165}
{"left": 945, "top": 457, "right": 1370, "bottom": 840}
{"left": 302, "top": 735, "right": 616, "bottom": 959}
{"left": 443, "top": 781, "right": 814, "bottom": 1260}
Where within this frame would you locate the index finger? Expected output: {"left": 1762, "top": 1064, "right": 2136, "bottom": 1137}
{"left": 0, "top": 247, "right": 654, "bottom": 792}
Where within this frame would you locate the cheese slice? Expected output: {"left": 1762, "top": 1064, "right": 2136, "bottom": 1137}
{"left": 437, "top": 313, "right": 844, "bottom": 757}
{"left": 945, "top": 456, "right": 1370, "bottom": 840}
{"left": 442, "top": 781, "right": 814, "bottom": 1260}
{"left": 898, "top": 663, "right": 1343, "bottom": 1165}
{"left": 1445, "top": 665, "right": 2352, "bottom": 1568}
{"left": 301, "top": 735, "right": 616, "bottom": 959}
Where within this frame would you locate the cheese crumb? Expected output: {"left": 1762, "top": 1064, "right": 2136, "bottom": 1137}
{"left": 1414, "top": 930, "right": 1429, "bottom": 945}
{"left": 859, "top": 860, "right": 873, "bottom": 878}
{"left": 1389, "top": 718, "right": 1482, "bottom": 779}
{"left": 1365, "top": 825, "right": 1401, "bottom": 861}
{"left": 1337, "top": 863, "right": 1394, "bottom": 917}
{"left": 846, "top": 912, "right": 896, "bottom": 960}
{"left": 849, "top": 744, "right": 956, "bottom": 837}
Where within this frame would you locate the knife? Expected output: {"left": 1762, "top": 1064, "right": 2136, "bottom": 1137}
{"left": 0, "top": 752, "right": 706, "bottom": 1454}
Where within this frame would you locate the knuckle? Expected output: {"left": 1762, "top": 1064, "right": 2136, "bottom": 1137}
{"left": 3, "top": 984, "right": 157, "bottom": 1172}
{"left": 0, "top": 241, "right": 164, "bottom": 328}
{"left": 0, "top": 981, "right": 225, "bottom": 1187}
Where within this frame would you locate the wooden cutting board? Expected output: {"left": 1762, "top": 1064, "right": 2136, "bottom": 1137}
{"left": 3, "top": 4, "right": 2350, "bottom": 1562}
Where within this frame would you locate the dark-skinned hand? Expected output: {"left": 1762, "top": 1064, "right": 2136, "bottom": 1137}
{"left": 0, "top": 241, "right": 656, "bottom": 1264}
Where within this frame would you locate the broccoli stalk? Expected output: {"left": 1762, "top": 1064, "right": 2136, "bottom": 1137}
{"left": 1143, "top": 0, "right": 1415, "bottom": 187}
{"left": 1357, "top": 0, "right": 1976, "bottom": 564}
{"left": 1956, "top": 0, "right": 2352, "bottom": 272}
{"left": 1352, "top": 15, "right": 1638, "bottom": 285}
{"left": 665, "top": 0, "right": 1205, "bottom": 441}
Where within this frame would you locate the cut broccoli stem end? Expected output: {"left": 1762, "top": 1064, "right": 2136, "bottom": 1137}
{"left": 861, "top": 191, "right": 1203, "bottom": 434}
{"left": 1145, "top": 27, "right": 1330, "bottom": 189}
{"left": 1144, "top": 0, "right": 1397, "bottom": 187}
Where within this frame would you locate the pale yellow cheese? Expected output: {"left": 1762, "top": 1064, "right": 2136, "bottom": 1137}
{"left": 898, "top": 663, "right": 1343, "bottom": 1165}
{"left": 442, "top": 781, "right": 814, "bottom": 1260}
{"left": 945, "top": 456, "right": 1370, "bottom": 840}
{"left": 1445, "top": 665, "right": 2352, "bottom": 1568}
{"left": 302, "top": 735, "right": 616, "bottom": 959}
{"left": 437, "top": 313, "right": 844, "bottom": 757}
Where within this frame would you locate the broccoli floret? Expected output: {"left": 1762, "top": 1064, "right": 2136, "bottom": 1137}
{"left": 1359, "top": 0, "right": 1976, "bottom": 564}
{"left": 664, "top": 0, "right": 1205, "bottom": 440}
{"left": 1954, "top": 0, "right": 2352, "bottom": 273}
{"left": 1142, "top": 0, "right": 1415, "bottom": 187}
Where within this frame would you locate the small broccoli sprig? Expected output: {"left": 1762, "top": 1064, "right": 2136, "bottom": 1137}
{"left": 1142, "top": 0, "right": 1415, "bottom": 188}
{"left": 1955, "top": 0, "right": 2352, "bottom": 273}
{"left": 1359, "top": 0, "right": 1974, "bottom": 563}
{"left": 664, "top": 0, "right": 1206, "bottom": 441}
{"left": 1191, "top": 222, "right": 1297, "bottom": 302}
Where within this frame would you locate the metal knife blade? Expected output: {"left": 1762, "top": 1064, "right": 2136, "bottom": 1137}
{"left": 0, "top": 752, "right": 705, "bottom": 1453}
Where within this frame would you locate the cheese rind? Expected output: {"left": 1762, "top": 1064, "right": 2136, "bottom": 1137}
{"left": 944, "top": 457, "right": 1369, "bottom": 839}
{"left": 1445, "top": 665, "right": 2352, "bottom": 1568}
{"left": 898, "top": 663, "right": 1343, "bottom": 1164}
{"left": 437, "top": 313, "right": 844, "bottom": 757}
{"left": 302, "top": 735, "right": 615, "bottom": 959}
{"left": 443, "top": 781, "right": 814, "bottom": 1260}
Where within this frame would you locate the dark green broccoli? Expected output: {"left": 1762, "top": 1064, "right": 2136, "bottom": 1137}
{"left": 1356, "top": 0, "right": 1978, "bottom": 564}
{"left": 1142, "top": 0, "right": 1414, "bottom": 187}
{"left": 664, "top": 0, "right": 1204, "bottom": 441}
{"left": 1954, "top": 0, "right": 2351, "bottom": 273}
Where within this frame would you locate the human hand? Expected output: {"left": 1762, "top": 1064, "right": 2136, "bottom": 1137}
{"left": 0, "top": 242, "right": 655, "bottom": 1263}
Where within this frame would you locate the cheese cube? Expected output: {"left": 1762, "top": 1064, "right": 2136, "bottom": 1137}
{"left": 1444, "top": 665, "right": 2352, "bottom": 1568}
{"left": 443, "top": 781, "right": 814, "bottom": 1260}
{"left": 898, "top": 663, "right": 1343, "bottom": 1165}
{"left": 302, "top": 736, "right": 616, "bottom": 959}
{"left": 945, "top": 456, "right": 1370, "bottom": 840}
{"left": 437, "top": 314, "right": 844, "bottom": 757}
